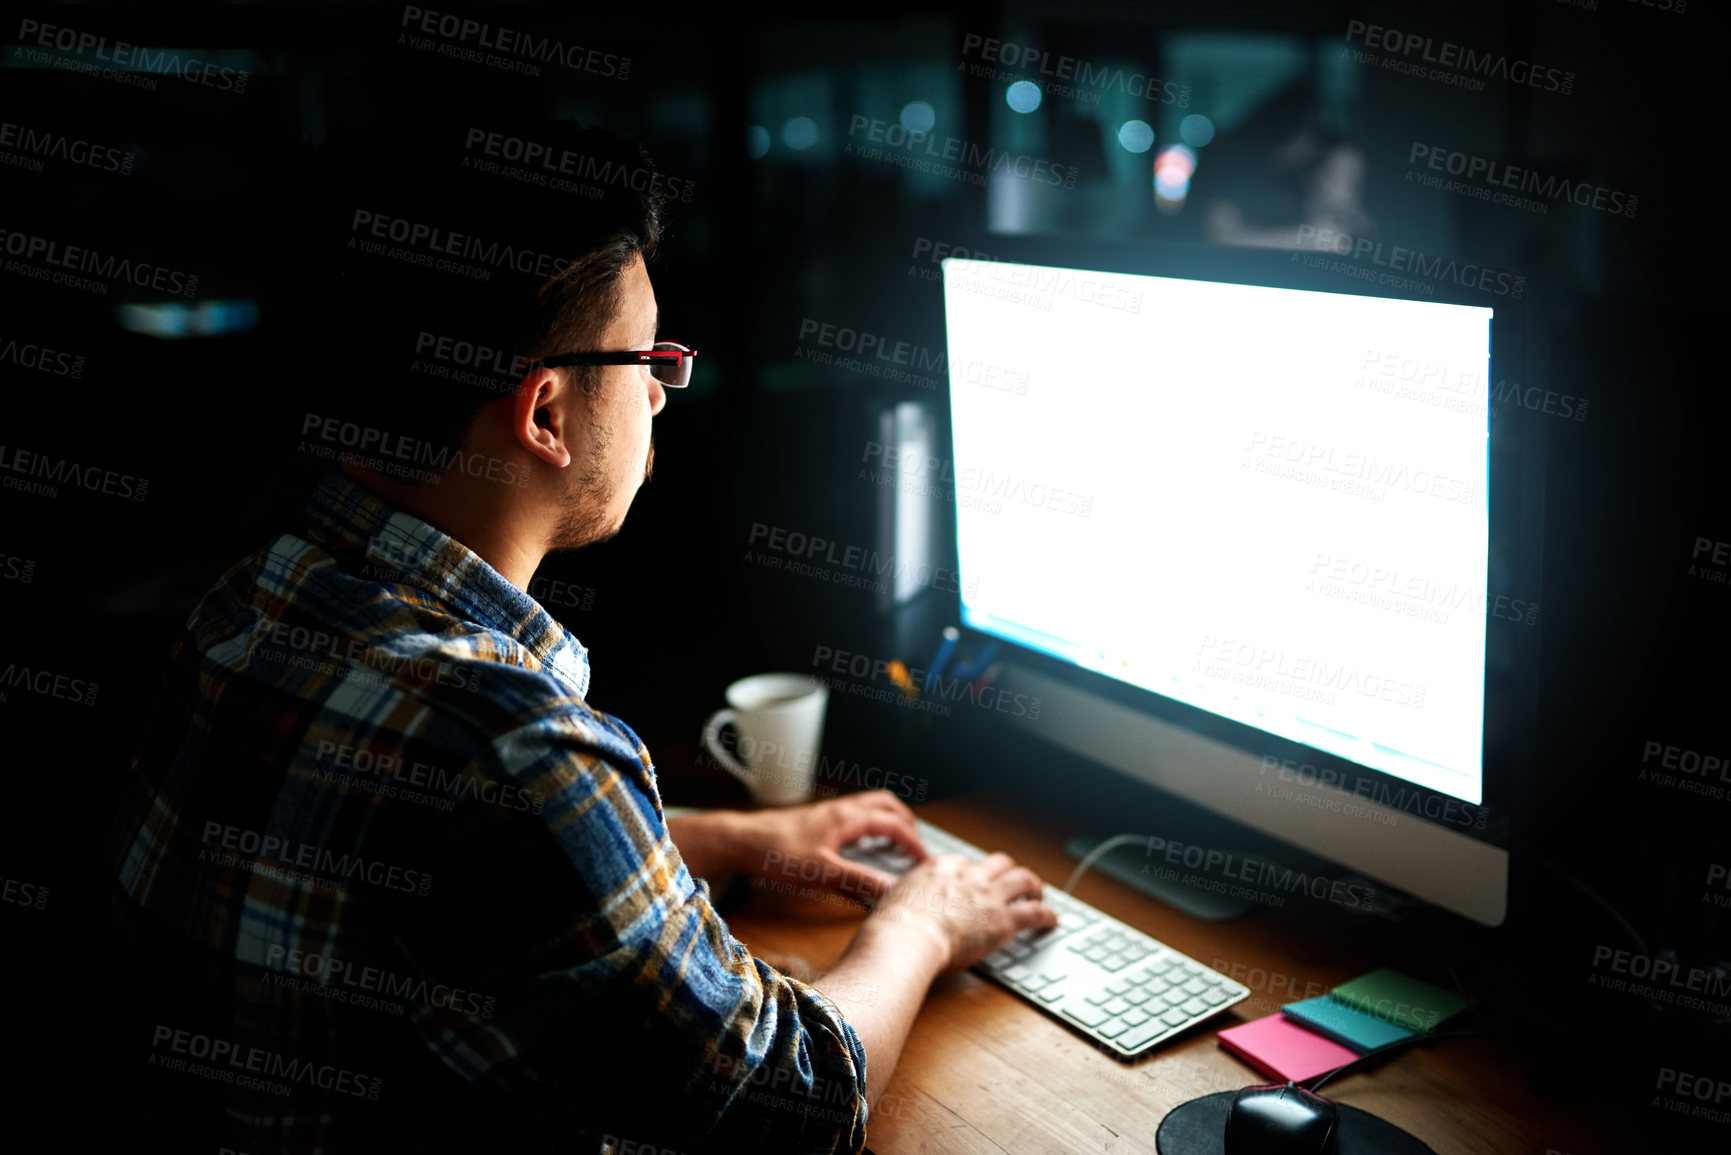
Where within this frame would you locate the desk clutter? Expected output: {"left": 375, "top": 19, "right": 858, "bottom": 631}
{"left": 1216, "top": 968, "right": 1473, "bottom": 1083}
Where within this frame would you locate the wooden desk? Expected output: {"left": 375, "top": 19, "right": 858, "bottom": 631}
{"left": 714, "top": 789, "right": 1637, "bottom": 1155}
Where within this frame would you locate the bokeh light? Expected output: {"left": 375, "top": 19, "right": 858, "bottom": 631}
{"left": 1117, "top": 120, "right": 1155, "bottom": 153}
{"left": 900, "top": 100, "right": 936, "bottom": 134}
{"left": 745, "top": 125, "right": 770, "bottom": 158}
{"left": 1006, "top": 81, "right": 1042, "bottom": 114}
{"left": 1179, "top": 114, "right": 1215, "bottom": 148}
{"left": 781, "top": 117, "right": 818, "bottom": 151}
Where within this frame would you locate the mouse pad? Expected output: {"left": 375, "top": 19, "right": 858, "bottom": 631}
{"left": 1156, "top": 1090, "right": 1438, "bottom": 1155}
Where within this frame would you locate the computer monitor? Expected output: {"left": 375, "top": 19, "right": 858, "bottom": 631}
{"left": 938, "top": 239, "right": 1539, "bottom": 927}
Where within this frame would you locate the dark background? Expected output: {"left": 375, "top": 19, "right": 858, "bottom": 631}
{"left": 0, "top": 1, "right": 1721, "bottom": 1148}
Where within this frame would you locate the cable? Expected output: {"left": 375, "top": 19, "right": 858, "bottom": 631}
{"left": 1532, "top": 852, "right": 1648, "bottom": 954}
{"left": 1063, "top": 833, "right": 1152, "bottom": 895}
{"left": 1305, "top": 1029, "right": 1482, "bottom": 1094}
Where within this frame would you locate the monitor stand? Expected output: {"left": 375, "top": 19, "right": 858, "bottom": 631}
{"left": 1065, "top": 834, "right": 1262, "bottom": 920}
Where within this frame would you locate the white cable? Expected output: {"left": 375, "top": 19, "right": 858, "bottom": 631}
{"left": 1063, "top": 833, "right": 1153, "bottom": 895}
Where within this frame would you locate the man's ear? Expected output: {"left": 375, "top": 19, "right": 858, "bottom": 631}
{"left": 511, "top": 367, "right": 574, "bottom": 469}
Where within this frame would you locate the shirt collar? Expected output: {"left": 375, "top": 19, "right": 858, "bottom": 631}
{"left": 299, "top": 470, "right": 592, "bottom": 698}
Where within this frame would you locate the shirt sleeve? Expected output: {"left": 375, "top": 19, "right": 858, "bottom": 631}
{"left": 404, "top": 713, "right": 870, "bottom": 1153}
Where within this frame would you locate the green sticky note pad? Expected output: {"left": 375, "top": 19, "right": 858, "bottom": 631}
{"left": 1329, "top": 968, "right": 1472, "bottom": 1033}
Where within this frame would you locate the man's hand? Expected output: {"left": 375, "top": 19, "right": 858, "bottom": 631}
{"left": 868, "top": 852, "right": 1057, "bottom": 972}
{"left": 738, "top": 790, "right": 927, "bottom": 905}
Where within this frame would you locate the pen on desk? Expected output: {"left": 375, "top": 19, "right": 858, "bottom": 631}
{"left": 952, "top": 640, "right": 998, "bottom": 682}
{"left": 924, "top": 626, "right": 959, "bottom": 692}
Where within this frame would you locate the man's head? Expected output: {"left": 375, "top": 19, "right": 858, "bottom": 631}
{"left": 294, "top": 117, "right": 675, "bottom": 571}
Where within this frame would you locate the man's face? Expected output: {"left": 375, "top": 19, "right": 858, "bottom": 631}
{"left": 552, "top": 253, "right": 666, "bottom": 549}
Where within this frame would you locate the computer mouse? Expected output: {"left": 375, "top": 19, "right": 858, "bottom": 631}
{"left": 1224, "top": 1082, "right": 1339, "bottom": 1155}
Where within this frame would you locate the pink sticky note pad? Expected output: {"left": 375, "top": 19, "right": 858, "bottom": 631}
{"left": 1217, "top": 1014, "right": 1359, "bottom": 1083}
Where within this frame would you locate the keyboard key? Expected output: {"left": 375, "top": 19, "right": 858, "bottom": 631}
{"left": 1182, "top": 979, "right": 1207, "bottom": 996}
{"left": 1121, "top": 947, "right": 1148, "bottom": 963}
{"left": 1106, "top": 981, "right": 1132, "bottom": 996}
{"left": 1084, "top": 946, "right": 1109, "bottom": 963}
{"left": 1121, "top": 1010, "right": 1150, "bottom": 1028}
{"left": 1102, "top": 998, "right": 1131, "bottom": 1016}
{"left": 1202, "top": 990, "right": 1228, "bottom": 1006}
{"left": 1181, "top": 962, "right": 1203, "bottom": 977}
{"left": 1095, "top": 1019, "right": 1128, "bottom": 1039}
{"left": 1182, "top": 997, "right": 1209, "bottom": 1015}
{"left": 1160, "top": 991, "right": 1188, "bottom": 1008}
{"left": 1064, "top": 1003, "right": 1110, "bottom": 1028}
{"left": 1124, "top": 990, "right": 1151, "bottom": 1007}
{"left": 1100, "top": 957, "right": 1128, "bottom": 973}
{"left": 1020, "top": 976, "right": 1050, "bottom": 992}
{"left": 1118, "top": 1021, "right": 1168, "bottom": 1051}
{"left": 1201, "top": 972, "right": 1224, "bottom": 987}
{"left": 1038, "top": 988, "right": 1065, "bottom": 1003}
{"left": 1160, "top": 1008, "right": 1190, "bottom": 1027}
{"left": 1127, "top": 970, "right": 1152, "bottom": 985}
{"left": 1085, "top": 991, "right": 1111, "bottom": 1005}
{"left": 1006, "top": 965, "right": 1032, "bottom": 982}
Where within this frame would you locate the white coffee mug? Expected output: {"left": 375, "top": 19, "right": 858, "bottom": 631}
{"left": 701, "top": 673, "right": 829, "bottom": 806}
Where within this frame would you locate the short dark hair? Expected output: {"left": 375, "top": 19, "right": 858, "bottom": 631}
{"left": 288, "top": 117, "right": 667, "bottom": 477}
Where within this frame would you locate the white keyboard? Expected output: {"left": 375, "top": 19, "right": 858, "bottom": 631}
{"left": 840, "top": 818, "right": 1249, "bottom": 1059}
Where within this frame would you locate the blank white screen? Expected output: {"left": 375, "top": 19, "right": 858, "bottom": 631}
{"left": 943, "top": 258, "right": 1491, "bottom": 804}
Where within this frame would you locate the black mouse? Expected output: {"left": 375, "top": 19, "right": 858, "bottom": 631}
{"left": 1225, "top": 1082, "right": 1340, "bottom": 1155}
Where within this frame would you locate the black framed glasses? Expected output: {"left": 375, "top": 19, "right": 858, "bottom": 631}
{"left": 530, "top": 341, "right": 695, "bottom": 388}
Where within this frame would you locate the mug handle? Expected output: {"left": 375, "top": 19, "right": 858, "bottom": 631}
{"left": 701, "top": 709, "right": 755, "bottom": 786}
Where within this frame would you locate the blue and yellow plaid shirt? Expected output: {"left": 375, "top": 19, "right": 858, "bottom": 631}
{"left": 111, "top": 470, "right": 869, "bottom": 1153}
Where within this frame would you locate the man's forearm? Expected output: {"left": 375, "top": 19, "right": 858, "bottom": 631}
{"left": 812, "top": 915, "right": 949, "bottom": 1113}
{"left": 664, "top": 811, "right": 751, "bottom": 881}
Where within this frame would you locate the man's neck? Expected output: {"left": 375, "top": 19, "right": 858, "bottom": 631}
{"left": 338, "top": 463, "right": 545, "bottom": 590}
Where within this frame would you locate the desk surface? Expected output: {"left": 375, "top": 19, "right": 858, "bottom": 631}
{"left": 711, "top": 788, "right": 1636, "bottom": 1155}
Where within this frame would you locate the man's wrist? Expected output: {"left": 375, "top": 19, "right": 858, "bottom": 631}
{"left": 666, "top": 810, "right": 756, "bottom": 880}
{"left": 856, "top": 907, "right": 950, "bottom": 979}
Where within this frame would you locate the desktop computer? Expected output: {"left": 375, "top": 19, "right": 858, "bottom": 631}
{"left": 919, "top": 236, "right": 1539, "bottom": 929}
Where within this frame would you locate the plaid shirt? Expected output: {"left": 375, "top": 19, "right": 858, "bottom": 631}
{"left": 111, "top": 470, "right": 869, "bottom": 1154}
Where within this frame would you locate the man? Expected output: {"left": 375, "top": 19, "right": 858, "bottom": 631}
{"left": 111, "top": 119, "right": 1056, "bottom": 1152}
